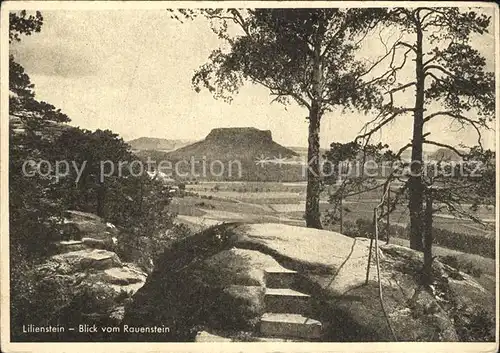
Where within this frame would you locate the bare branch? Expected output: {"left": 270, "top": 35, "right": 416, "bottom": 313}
{"left": 438, "top": 199, "right": 483, "bottom": 225}
{"left": 397, "top": 41, "right": 417, "bottom": 53}
{"left": 419, "top": 8, "right": 437, "bottom": 24}
{"left": 417, "top": 7, "right": 448, "bottom": 29}
{"left": 355, "top": 108, "right": 414, "bottom": 142}
{"left": 424, "top": 71, "right": 446, "bottom": 86}
{"left": 228, "top": 9, "right": 251, "bottom": 36}
{"left": 387, "top": 81, "right": 416, "bottom": 94}
{"left": 423, "top": 110, "right": 488, "bottom": 128}
{"left": 364, "top": 47, "right": 412, "bottom": 87}
{"left": 417, "top": 7, "right": 447, "bottom": 20}
{"left": 423, "top": 54, "right": 438, "bottom": 67}
{"left": 424, "top": 64, "right": 455, "bottom": 77}
{"left": 422, "top": 139, "right": 466, "bottom": 157}
{"left": 423, "top": 111, "right": 489, "bottom": 149}
{"left": 358, "top": 33, "right": 404, "bottom": 79}
{"left": 395, "top": 142, "right": 413, "bottom": 158}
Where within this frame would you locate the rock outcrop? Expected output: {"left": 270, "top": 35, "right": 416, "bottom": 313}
{"left": 14, "top": 211, "right": 148, "bottom": 342}
{"left": 124, "top": 222, "right": 496, "bottom": 342}
{"left": 36, "top": 248, "right": 147, "bottom": 324}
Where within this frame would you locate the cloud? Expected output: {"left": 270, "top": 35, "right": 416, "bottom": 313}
{"left": 11, "top": 43, "right": 99, "bottom": 78}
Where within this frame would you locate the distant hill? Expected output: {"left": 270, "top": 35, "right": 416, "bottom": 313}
{"left": 429, "top": 148, "right": 464, "bottom": 161}
{"left": 139, "top": 128, "right": 305, "bottom": 181}
{"left": 128, "top": 137, "right": 193, "bottom": 152}
{"left": 167, "top": 127, "right": 298, "bottom": 160}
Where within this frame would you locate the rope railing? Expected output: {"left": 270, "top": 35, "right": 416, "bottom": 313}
{"left": 365, "top": 182, "right": 398, "bottom": 341}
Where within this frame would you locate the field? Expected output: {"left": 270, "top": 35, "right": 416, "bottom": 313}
{"left": 183, "top": 181, "right": 495, "bottom": 238}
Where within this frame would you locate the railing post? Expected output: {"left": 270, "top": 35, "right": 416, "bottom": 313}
{"left": 386, "top": 182, "right": 390, "bottom": 244}
{"left": 365, "top": 209, "right": 376, "bottom": 284}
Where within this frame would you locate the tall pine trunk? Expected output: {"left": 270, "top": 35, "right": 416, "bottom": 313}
{"left": 305, "top": 105, "right": 322, "bottom": 228}
{"left": 408, "top": 21, "right": 425, "bottom": 251}
{"left": 305, "top": 33, "right": 323, "bottom": 229}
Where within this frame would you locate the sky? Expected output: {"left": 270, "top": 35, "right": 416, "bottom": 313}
{"left": 10, "top": 8, "right": 497, "bottom": 151}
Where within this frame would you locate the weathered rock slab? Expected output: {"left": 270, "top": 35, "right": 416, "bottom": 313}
{"left": 104, "top": 266, "right": 146, "bottom": 285}
{"left": 50, "top": 249, "right": 122, "bottom": 273}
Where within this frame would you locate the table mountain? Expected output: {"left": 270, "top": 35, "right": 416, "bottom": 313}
{"left": 157, "top": 127, "right": 303, "bottom": 181}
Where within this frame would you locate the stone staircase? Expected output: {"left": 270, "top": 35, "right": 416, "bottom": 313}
{"left": 259, "top": 267, "right": 322, "bottom": 340}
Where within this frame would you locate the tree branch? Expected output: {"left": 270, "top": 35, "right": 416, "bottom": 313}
{"left": 364, "top": 47, "right": 412, "bottom": 88}
{"left": 424, "top": 71, "right": 446, "bottom": 86}
{"left": 422, "top": 139, "right": 466, "bottom": 157}
{"left": 387, "top": 81, "right": 416, "bottom": 94}
{"left": 395, "top": 142, "right": 413, "bottom": 159}
{"left": 437, "top": 199, "right": 483, "bottom": 225}
{"left": 423, "top": 54, "right": 438, "bottom": 67}
{"left": 417, "top": 7, "right": 448, "bottom": 30}
{"left": 397, "top": 41, "right": 417, "bottom": 53}
{"left": 228, "top": 9, "right": 251, "bottom": 36}
{"left": 359, "top": 33, "right": 403, "bottom": 79}
{"left": 424, "top": 64, "right": 454, "bottom": 77}
{"left": 355, "top": 108, "right": 414, "bottom": 142}
{"left": 423, "top": 110, "right": 488, "bottom": 128}
{"left": 423, "top": 110, "right": 488, "bottom": 149}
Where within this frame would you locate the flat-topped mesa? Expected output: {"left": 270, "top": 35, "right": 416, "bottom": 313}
{"left": 205, "top": 127, "right": 273, "bottom": 144}
{"left": 163, "top": 127, "right": 300, "bottom": 180}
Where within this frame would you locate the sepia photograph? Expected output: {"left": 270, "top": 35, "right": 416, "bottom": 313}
{"left": 1, "top": 1, "right": 498, "bottom": 352}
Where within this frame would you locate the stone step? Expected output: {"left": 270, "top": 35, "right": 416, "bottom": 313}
{"left": 59, "top": 240, "right": 84, "bottom": 245}
{"left": 56, "top": 240, "right": 87, "bottom": 253}
{"left": 195, "top": 331, "right": 232, "bottom": 342}
{"left": 264, "top": 288, "right": 310, "bottom": 314}
{"left": 260, "top": 313, "right": 321, "bottom": 339}
{"left": 265, "top": 267, "right": 297, "bottom": 288}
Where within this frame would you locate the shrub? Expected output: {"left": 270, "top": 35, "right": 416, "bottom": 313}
{"left": 461, "top": 261, "right": 483, "bottom": 277}
{"left": 10, "top": 249, "right": 74, "bottom": 339}
{"left": 455, "top": 307, "right": 495, "bottom": 341}
{"left": 439, "top": 255, "right": 460, "bottom": 269}
{"left": 115, "top": 223, "right": 192, "bottom": 273}
{"left": 439, "top": 255, "right": 482, "bottom": 277}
